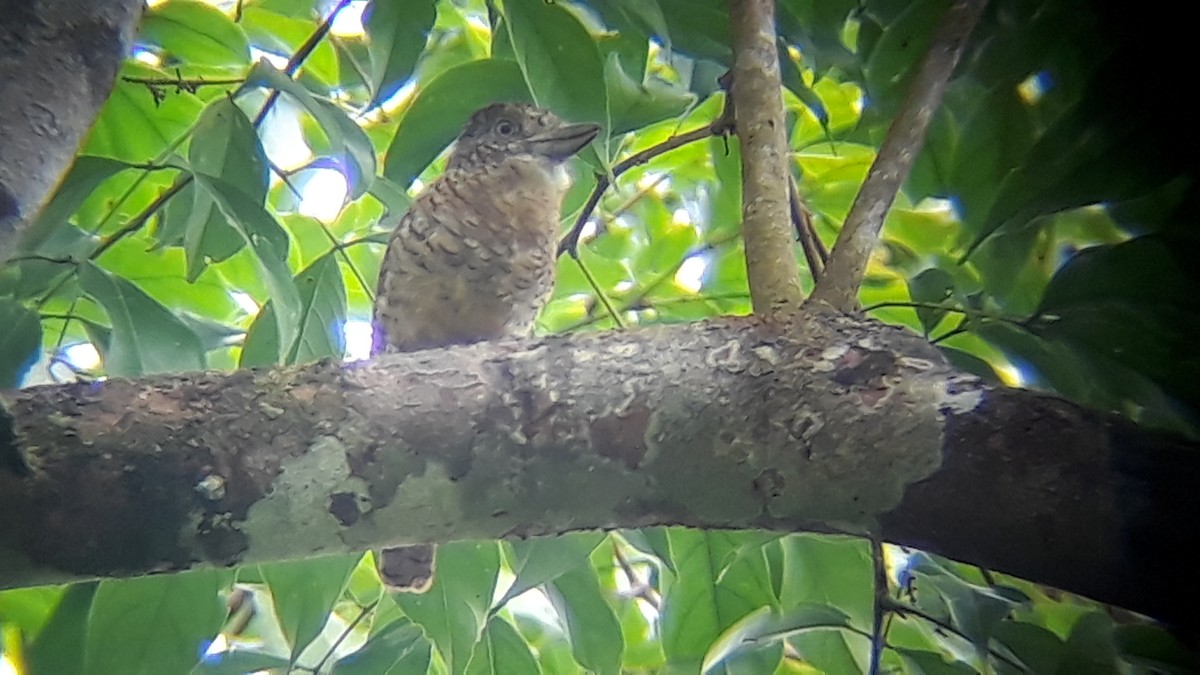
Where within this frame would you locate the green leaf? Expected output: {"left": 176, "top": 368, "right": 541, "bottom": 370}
{"left": 590, "top": 0, "right": 671, "bottom": 66}
{"left": 504, "top": 0, "right": 609, "bottom": 132}
{"left": 547, "top": 565, "right": 624, "bottom": 675}
{"left": 778, "top": 45, "right": 831, "bottom": 130}
{"left": 464, "top": 616, "right": 542, "bottom": 675}
{"left": 1113, "top": 623, "right": 1200, "bottom": 673}
{"left": 702, "top": 604, "right": 851, "bottom": 673}
{"left": 239, "top": 301, "right": 282, "bottom": 367}
{"left": 662, "top": 528, "right": 774, "bottom": 670}
{"left": 777, "top": 0, "right": 860, "bottom": 76}
{"left": 655, "top": 0, "right": 730, "bottom": 61}
{"left": 240, "top": 252, "right": 346, "bottom": 366}
{"left": 509, "top": 612, "right": 583, "bottom": 674}
{"left": 0, "top": 586, "right": 65, "bottom": 641}
{"left": 0, "top": 299, "right": 42, "bottom": 388}
{"left": 382, "top": 59, "right": 531, "bottom": 188}
{"left": 965, "top": 63, "right": 1180, "bottom": 258}
{"left": 363, "top": 1, "right": 437, "bottom": 109}
{"left": 499, "top": 532, "right": 607, "bottom": 606}
{"left": 1059, "top": 612, "right": 1119, "bottom": 674}
{"left": 194, "top": 649, "right": 293, "bottom": 674}
{"left": 937, "top": 346, "right": 1001, "bottom": 384}
{"left": 140, "top": 0, "right": 251, "bottom": 68}
{"left": 191, "top": 173, "right": 301, "bottom": 352}
{"left": 26, "top": 583, "right": 96, "bottom": 675}
{"left": 79, "top": 262, "right": 206, "bottom": 376}
{"left": 87, "top": 61, "right": 205, "bottom": 161}
{"left": 240, "top": 7, "right": 341, "bottom": 88}
{"left": 778, "top": 535, "right": 872, "bottom": 674}
{"left": 622, "top": 528, "right": 675, "bottom": 574}
{"left": 332, "top": 619, "right": 432, "bottom": 674}
{"left": 168, "top": 97, "right": 269, "bottom": 279}
{"left": 241, "top": 61, "right": 376, "bottom": 198}
{"left": 259, "top": 554, "right": 359, "bottom": 660}
{"left": 604, "top": 52, "right": 695, "bottom": 136}
{"left": 863, "top": 0, "right": 950, "bottom": 117}
{"left": 187, "top": 96, "right": 268, "bottom": 193}
{"left": 991, "top": 620, "right": 1065, "bottom": 673}
{"left": 908, "top": 554, "right": 1024, "bottom": 659}
{"left": 946, "top": 87, "right": 1036, "bottom": 233}
{"left": 894, "top": 647, "right": 976, "bottom": 674}
{"left": 178, "top": 313, "right": 243, "bottom": 353}
{"left": 394, "top": 540, "right": 501, "bottom": 675}
{"left": 906, "top": 268, "right": 956, "bottom": 335}
{"left": 21, "top": 156, "right": 132, "bottom": 253}
{"left": 285, "top": 253, "right": 347, "bottom": 364}
{"left": 84, "top": 570, "right": 227, "bottom": 675}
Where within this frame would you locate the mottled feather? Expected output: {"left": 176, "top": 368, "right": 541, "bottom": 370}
{"left": 371, "top": 102, "right": 598, "bottom": 591}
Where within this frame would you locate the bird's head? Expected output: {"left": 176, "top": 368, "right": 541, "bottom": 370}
{"left": 448, "top": 102, "right": 600, "bottom": 171}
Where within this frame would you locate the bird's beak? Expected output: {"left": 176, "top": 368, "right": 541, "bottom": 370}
{"left": 528, "top": 123, "right": 601, "bottom": 161}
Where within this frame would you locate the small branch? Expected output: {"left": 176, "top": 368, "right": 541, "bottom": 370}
{"left": 613, "top": 540, "right": 661, "bottom": 609}
{"left": 727, "top": 0, "right": 805, "bottom": 317}
{"left": 558, "top": 99, "right": 735, "bottom": 258}
{"left": 123, "top": 73, "right": 244, "bottom": 93}
{"left": 90, "top": 177, "right": 190, "bottom": 262}
{"left": 789, "top": 176, "right": 826, "bottom": 282}
{"left": 564, "top": 230, "right": 742, "bottom": 331}
{"left": 251, "top": 0, "right": 353, "bottom": 128}
{"left": 810, "top": 0, "right": 987, "bottom": 312}
{"left": 883, "top": 598, "right": 1028, "bottom": 672}
{"left": 862, "top": 300, "right": 1031, "bottom": 332}
{"left": 310, "top": 600, "right": 378, "bottom": 674}
{"left": 574, "top": 256, "right": 625, "bottom": 328}
{"left": 318, "top": 224, "right": 374, "bottom": 304}
{"left": 869, "top": 538, "right": 888, "bottom": 675}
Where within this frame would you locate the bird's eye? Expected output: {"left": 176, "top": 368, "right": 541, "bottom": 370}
{"left": 495, "top": 120, "right": 517, "bottom": 136}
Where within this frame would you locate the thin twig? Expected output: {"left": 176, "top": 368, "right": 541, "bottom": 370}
{"left": 564, "top": 230, "right": 742, "bottom": 331}
{"left": 310, "top": 600, "right": 379, "bottom": 674}
{"left": 558, "top": 97, "right": 735, "bottom": 258}
{"left": 883, "top": 598, "right": 1029, "bottom": 673}
{"left": 930, "top": 326, "right": 968, "bottom": 344}
{"left": 574, "top": 257, "right": 625, "bottom": 328}
{"left": 789, "top": 176, "right": 826, "bottom": 282}
{"left": 612, "top": 541, "right": 661, "bottom": 610}
{"left": 318, "top": 224, "right": 374, "bottom": 304}
{"left": 251, "top": 0, "right": 353, "bottom": 128}
{"left": 862, "top": 300, "right": 1031, "bottom": 331}
{"left": 810, "top": 0, "right": 987, "bottom": 311}
{"left": 89, "top": 178, "right": 190, "bottom": 262}
{"left": 868, "top": 538, "right": 889, "bottom": 675}
{"left": 123, "top": 75, "right": 244, "bottom": 89}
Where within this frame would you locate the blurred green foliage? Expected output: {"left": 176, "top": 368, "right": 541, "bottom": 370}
{"left": 1, "top": 0, "right": 1196, "bottom": 672}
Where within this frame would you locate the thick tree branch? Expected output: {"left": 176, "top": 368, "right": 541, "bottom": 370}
{"left": 1, "top": 313, "right": 1196, "bottom": 632}
{"left": 0, "top": 0, "right": 144, "bottom": 260}
{"left": 727, "top": 0, "right": 805, "bottom": 316}
{"left": 811, "top": 0, "right": 986, "bottom": 311}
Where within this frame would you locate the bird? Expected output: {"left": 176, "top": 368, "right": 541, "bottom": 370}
{"left": 371, "top": 102, "right": 600, "bottom": 591}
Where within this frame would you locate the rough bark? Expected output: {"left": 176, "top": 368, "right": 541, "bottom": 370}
{"left": 2, "top": 312, "right": 1196, "bottom": 630}
{"left": 0, "top": 0, "right": 144, "bottom": 259}
{"left": 727, "top": 0, "right": 804, "bottom": 315}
